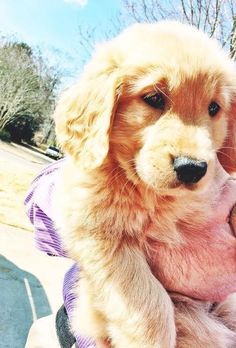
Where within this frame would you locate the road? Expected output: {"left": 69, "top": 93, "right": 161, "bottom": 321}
{"left": 0, "top": 142, "right": 73, "bottom": 348}
{"left": 0, "top": 141, "right": 52, "bottom": 171}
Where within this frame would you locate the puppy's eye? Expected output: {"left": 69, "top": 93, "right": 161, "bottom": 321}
{"left": 208, "top": 101, "right": 220, "bottom": 117}
{"left": 142, "top": 92, "right": 165, "bottom": 110}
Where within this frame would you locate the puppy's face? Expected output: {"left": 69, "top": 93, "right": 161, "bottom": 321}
{"left": 55, "top": 22, "right": 236, "bottom": 195}
{"left": 109, "top": 23, "right": 235, "bottom": 195}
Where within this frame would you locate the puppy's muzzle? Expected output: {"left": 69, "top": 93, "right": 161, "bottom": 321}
{"left": 173, "top": 157, "right": 207, "bottom": 184}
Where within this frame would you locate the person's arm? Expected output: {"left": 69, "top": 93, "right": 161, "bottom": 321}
{"left": 25, "top": 160, "right": 67, "bottom": 257}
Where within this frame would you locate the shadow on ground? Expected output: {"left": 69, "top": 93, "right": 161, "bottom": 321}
{"left": 0, "top": 254, "right": 51, "bottom": 348}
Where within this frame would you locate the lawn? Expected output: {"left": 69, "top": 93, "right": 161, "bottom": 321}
{"left": 0, "top": 158, "right": 37, "bottom": 231}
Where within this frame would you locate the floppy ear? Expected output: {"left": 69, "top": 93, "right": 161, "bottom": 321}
{"left": 218, "top": 102, "right": 236, "bottom": 174}
{"left": 54, "top": 54, "right": 121, "bottom": 170}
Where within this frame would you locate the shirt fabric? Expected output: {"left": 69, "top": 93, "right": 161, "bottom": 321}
{"left": 25, "top": 159, "right": 95, "bottom": 348}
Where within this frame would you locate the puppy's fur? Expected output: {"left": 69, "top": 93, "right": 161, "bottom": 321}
{"left": 54, "top": 22, "right": 236, "bottom": 347}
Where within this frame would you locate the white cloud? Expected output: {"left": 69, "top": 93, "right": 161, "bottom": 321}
{"left": 64, "top": 0, "right": 88, "bottom": 7}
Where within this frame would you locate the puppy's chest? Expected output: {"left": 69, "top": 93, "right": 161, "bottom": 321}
{"left": 100, "top": 194, "right": 182, "bottom": 239}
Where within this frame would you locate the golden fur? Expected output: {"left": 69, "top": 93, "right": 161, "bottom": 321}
{"left": 54, "top": 22, "right": 236, "bottom": 347}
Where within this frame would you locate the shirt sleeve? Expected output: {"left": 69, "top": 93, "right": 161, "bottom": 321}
{"left": 63, "top": 263, "right": 96, "bottom": 348}
{"left": 25, "top": 159, "right": 96, "bottom": 347}
{"left": 24, "top": 159, "right": 67, "bottom": 257}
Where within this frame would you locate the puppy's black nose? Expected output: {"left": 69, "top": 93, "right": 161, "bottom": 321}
{"left": 173, "top": 157, "right": 207, "bottom": 184}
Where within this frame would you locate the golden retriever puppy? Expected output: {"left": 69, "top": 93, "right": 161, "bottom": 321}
{"left": 54, "top": 21, "right": 236, "bottom": 347}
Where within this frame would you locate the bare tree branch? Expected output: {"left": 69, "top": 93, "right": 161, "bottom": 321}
{"left": 0, "top": 40, "right": 58, "bottom": 133}
{"left": 75, "top": 0, "right": 236, "bottom": 63}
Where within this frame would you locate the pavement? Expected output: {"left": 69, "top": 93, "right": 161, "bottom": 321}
{"left": 0, "top": 142, "right": 73, "bottom": 348}
{"left": 0, "top": 140, "right": 53, "bottom": 171}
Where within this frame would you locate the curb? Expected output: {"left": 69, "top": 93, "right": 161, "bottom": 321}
{"left": 11, "top": 142, "right": 55, "bottom": 163}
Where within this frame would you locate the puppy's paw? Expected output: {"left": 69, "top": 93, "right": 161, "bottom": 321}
{"left": 214, "top": 293, "right": 236, "bottom": 332}
{"left": 174, "top": 295, "right": 236, "bottom": 348}
{"left": 108, "top": 311, "right": 176, "bottom": 348}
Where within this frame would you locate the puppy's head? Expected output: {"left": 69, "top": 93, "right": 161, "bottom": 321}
{"left": 55, "top": 21, "right": 236, "bottom": 195}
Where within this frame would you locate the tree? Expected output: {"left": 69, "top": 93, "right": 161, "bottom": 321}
{"left": 77, "top": 0, "right": 236, "bottom": 60}
{"left": 5, "top": 114, "right": 39, "bottom": 143}
{"left": 0, "top": 39, "right": 59, "bottom": 142}
{"left": 122, "top": 0, "right": 236, "bottom": 57}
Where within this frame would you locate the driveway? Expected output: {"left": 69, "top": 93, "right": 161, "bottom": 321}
{"left": 0, "top": 142, "right": 73, "bottom": 348}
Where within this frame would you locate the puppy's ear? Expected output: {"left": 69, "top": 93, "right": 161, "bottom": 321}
{"left": 218, "top": 102, "right": 236, "bottom": 173}
{"left": 54, "top": 54, "right": 121, "bottom": 170}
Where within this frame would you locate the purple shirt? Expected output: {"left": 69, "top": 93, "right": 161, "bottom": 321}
{"left": 25, "top": 160, "right": 95, "bottom": 347}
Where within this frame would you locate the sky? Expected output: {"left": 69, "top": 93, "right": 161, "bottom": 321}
{"left": 0, "top": 0, "right": 122, "bottom": 86}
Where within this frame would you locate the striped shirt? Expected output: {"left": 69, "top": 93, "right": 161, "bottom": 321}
{"left": 25, "top": 159, "right": 95, "bottom": 348}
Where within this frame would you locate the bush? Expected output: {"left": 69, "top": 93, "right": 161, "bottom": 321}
{"left": 0, "top": 129, "right": 11, "bottom": 142}
{"left": 5, "top": 114, "right": 40, "bottom": 144}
